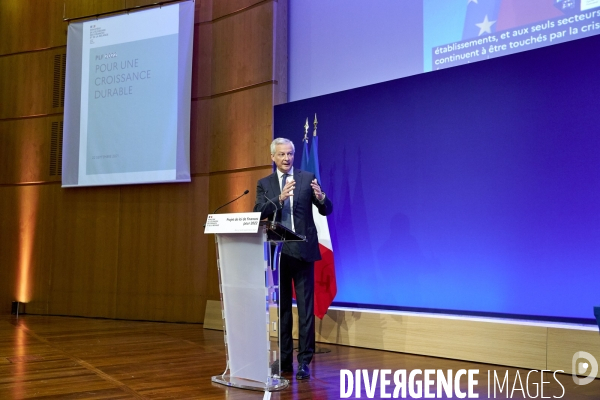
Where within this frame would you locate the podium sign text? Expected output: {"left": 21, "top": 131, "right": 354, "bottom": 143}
{"left": 204, "top": 212, "right": 261, "bottom": 234}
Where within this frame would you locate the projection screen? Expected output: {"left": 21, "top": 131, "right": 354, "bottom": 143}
{"left": 289, "top": 0, "right": 600, "bottom": 101}
{"left": 63, "top": 1, "right": 194, "bottom": 187}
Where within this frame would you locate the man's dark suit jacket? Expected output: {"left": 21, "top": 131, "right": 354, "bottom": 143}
{"left": 254, "top": 169, "right": 333, "bottom": 262}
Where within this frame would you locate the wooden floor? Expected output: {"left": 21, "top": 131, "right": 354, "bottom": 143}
{"left": 0, "top": 314, "right": 598, "bottom": 399}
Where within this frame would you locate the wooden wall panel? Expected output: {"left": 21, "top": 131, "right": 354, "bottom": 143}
{"left": 207, "top": 168, "right": 271, "bottom": 214}
{"left": 195, "top": 0, "right": 213, "bottom": 22}
{"left": 226, "top": 303, "right": 600, "bottom": 372}
{"left": 204, "top": 230, "right": 219, "bottom": 302}
{"left": 190, "top": 99, "right": 211, "bottom": 175}
{"left": 116, "top": 177, "right": 209, "bottom": 322}
{"left": 202, "top": 299, "right": 222, "bottom": 330}
{"left": 189, "top": 179, "right": 212, "bottom": 322}
{"left": 81, "top": 0, "right": 212, "bottom": 26}
{"left": 49, "top": 186, "right": 121, "bottom": 318}
{"left": 123, "top": 0, "right": 209, "bottom": 10}
{"left": 0, "top": 184, "right": 58, "bottom": 314}
{"left": 0, "top": 116, "right": 63, "bottom": 184}
{"left": 123, "top": 0, "right": 158, "bottom": 8}
{"left": 0, "top": 0, "right": 286, "bottom": 324}
{"left": 205, "top": 167, "right": 271, "bottom": 300}
{"left": 209, "top": 85, "right": 274, "bottom": 172}
{"left": 211, "top": 2, "right": 274, "bottom": 94}
{"left": 312, "top": 309, "right": 548, "bottom": 370}
{"left": 19, "top": 184, "right": 58, "bottom": 315}
{"left": 547, "top": 327, "right": 600, "bottom": 374}
{"left": 0, "top": 0, "right": 65, "bottom": 55}
{"left": 64, "top": 0, "right": 125, "bottom": 21}
{"left": 192, "top": 21, "right": 213, "bottom": 99}
{"left": 0, "top": 186, "right": 22, "bottom": 313}
{"left": 0, "top": 49, "right": 65, "bottom": 119}
{"left": 212, "top": 0, "right": 266, "bottom": 21}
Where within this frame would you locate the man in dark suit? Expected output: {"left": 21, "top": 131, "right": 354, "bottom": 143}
{"left": 254, "top": 137, "right": 333, "bottom": 380}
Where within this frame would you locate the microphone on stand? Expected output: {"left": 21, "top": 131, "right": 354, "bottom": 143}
{"left": 263, "top": 194, "right": 280, "bottom": 227}
{"left": 212, "top": 190, "right": 249, "bottom": 214}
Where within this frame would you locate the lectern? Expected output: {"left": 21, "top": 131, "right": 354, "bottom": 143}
{"left": 205, "top": 215, "right": 305, "bottom": 392}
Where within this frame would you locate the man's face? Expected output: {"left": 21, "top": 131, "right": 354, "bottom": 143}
{"left": 271, "top": 143, "right": 294, "bottom": 174}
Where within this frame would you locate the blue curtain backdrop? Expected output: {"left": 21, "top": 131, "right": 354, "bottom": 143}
{"left": 275, "top": 34, "right": 600, "bottom": 322}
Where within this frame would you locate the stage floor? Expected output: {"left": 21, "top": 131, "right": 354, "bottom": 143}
{"left": 0, "top": 314, "right": 598, "bottom": 399}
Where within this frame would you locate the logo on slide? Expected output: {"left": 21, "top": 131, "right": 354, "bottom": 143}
{"left": 572, "top": 351, "right": 598, "bottom": 385}
{"left": 89, "top": 24, "right": 108, "bottom": 45}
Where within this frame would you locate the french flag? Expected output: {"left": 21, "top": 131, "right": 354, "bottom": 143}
{"left": 302, "top": 118, "right": 337, "bottom": 319}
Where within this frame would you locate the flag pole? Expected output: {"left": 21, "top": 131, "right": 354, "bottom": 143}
{"left": 304, "top": 117, "right": 309, "bottom": 141}
{"left": 301, "top": 118, "right": 310, "bottom": 171}
{"left": 312, "top": 112, "right": 332, "bottom": 355}
{"left": 295, "top": 115, "right": 333, "bottom": 355}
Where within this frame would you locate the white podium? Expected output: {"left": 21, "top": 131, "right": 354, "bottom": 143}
{"left": 205, "top": 214, "right": 305, "bottom": 392}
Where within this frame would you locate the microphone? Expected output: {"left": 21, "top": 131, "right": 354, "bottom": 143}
{"left": 212, "top": 190, "right": 249, "bottom": 214}
{"left": 263, "top": 193, "right": 279, "bottom": 226}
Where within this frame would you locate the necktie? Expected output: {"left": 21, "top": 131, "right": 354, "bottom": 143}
{"left": 281, "top": 174, "right": 292, "bottom": 229}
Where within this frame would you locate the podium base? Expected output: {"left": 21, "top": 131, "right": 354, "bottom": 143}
{"left": 211, "top": 374, "right": 289, "bottom": 392}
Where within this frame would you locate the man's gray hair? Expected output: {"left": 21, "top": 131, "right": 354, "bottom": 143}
{"left": 270, "top": 137, "right": 295, "bottom": 155}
